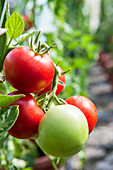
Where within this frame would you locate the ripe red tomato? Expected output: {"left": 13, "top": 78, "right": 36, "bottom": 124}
{"left": 66, "top": 96, "right": 98, "bottom": 134}
{"left": 38, "top": 65, "right": 65, "bottom": 96}
{"left": 37, "top": 105, "right": 88, "bottom": 157}
{"left": 8, "top": 91, "right": 44, "bottom": 139}
{"left": 3, "top": 47, "right": 55, "bottom": 93}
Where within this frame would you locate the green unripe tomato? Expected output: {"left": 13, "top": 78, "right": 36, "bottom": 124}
{"left": 37, "top": 105, "right": 89, "bottom": 157}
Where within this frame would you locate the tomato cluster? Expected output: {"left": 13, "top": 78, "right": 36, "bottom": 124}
{"left": 3, "top": 46, "right": 98, "bottom": 158}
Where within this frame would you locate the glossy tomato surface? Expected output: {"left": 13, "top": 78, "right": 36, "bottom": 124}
{"left": 38, "top": 65, "right": 65, "bottom": 96}
{"left": 37, "top": 105, "right": 88, "bottom": 157}
{"left": 8, "top": 91, "right": 44, "bottom": 139}
{"left": 3, "top": 47, "right": 55, "bottom": 93}
{"left": 66, "top": 96, "right": 98, "bottom": 134}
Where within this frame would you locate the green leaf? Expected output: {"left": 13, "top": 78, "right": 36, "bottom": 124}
{"left": 5, "top": 11, "right": 24, "bottom": 39}
{"left": 0, "top": 83, "right": 7, "bottom": 94}
{"left": 12, "top": 138, "right": 23, "bottom": 157}
{"left": 0, "top": 106, "right": 19, "bottom": 138}
{"left": 0, "top": 28, "right": 7, "bottom": 36}
{"left": 14, "top": 30, "right": 37, "bottom": 45}
{"left": 0, "top": 94, "right": 25, "bottom": 107}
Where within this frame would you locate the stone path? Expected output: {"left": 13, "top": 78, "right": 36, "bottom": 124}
{"left": 65, "top": 62, "right": 113, "bottom": 170}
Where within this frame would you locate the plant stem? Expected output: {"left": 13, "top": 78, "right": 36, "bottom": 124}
{"left": 39, "top": 64, "right": 64, "bottom": 111}
{"left": 34, "top": 139, "right": 59, "bottom": 170}
{"left": 6, "top": 38, "right": 12, "bottom": 48}
{"left": 0, "top": 0, "right": 8, "bottom": 28}
{"left": 1, "top": 37, "right": 12, "bottom": 62}
{"left": 33, "top": 0, "right": 36, "bottom": 29}
{"left": 48, "top": 64, "right": 59, "bottom": 99}
{"left": 48, "top": 156, "right": 59, "bottom": 170}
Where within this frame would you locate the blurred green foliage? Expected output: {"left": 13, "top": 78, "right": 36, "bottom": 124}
{"left": 95, "top": 0, "right": 113, "bottom": 53}
{"left": 46, "top": 0, "right": 98, "bottom": 98}
{"left": 0, "top": 135, "right": 39, "bottom": 169}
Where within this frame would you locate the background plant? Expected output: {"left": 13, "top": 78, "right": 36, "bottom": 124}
{"left": 0, "top": 0, "right": 99, "bottom": 170}
{"left": 93, "top": 0, "right": 113, "bottom": 53}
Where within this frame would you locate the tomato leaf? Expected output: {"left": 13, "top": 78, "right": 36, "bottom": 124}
{"left": 0, "top": 28, "right": 7, "bottom": 36}
{"left": 0, "top": 106, "right": 19, "bottom": 140}
{"left": 0, "top": 94, "right": 25, "bottom": 107}
{"left": 5, "top": 12, "right": 24, "bottom": 39}
{"left": 0, "top": 83, "right": 7, "bottom": 94}
{"left": 14, "top": 30, "right": 37, "bottom": 45}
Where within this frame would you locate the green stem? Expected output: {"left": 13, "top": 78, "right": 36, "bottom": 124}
{"left": 47, "top": 65, "right": 64, "bottom": 105}
{"left": 1, "top": 37, "right": 12, "bottom": 62}
{"left": 38, "top": 42, "right": 56, "bottom": 55}
{"left": 45, "top": 65, "right": 62, "bottom": 106}
{"left": 34, "top": 139, "right": 59, "bottom": 170}
{"left": 0, "top": 0, "right": 8, "bottom": 28}
{"left": 0, "top": 0, "right": 10, "bottom": 71}
{"left": 6, "top": 38, "right": 12, "bottom": 48}
{"left": 61, "top": 68, "right": 71, "bottom": 75}
{"left": 48, "top": 64, "right": 59, "bottom": 98}
{"left": 54, "top": 96, "right": 63, "bottom": 105}
{"left": 39, "top": 64, "right": 64, "bottom": 110}
{"left": 48, "top": 156, "right": 59, "bottom": 170}
{"left": 33, "top": 0, "right": 36, "bottom": 29}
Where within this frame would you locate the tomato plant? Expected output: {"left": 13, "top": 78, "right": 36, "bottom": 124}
{"left": 66, "top": 96, "right": 98, "bottom": 134}
{"left": 8, "top": 91, "right": 44, "bottom": 139}
{"left": 0, "top": 1, "right": 98, "bottom": 169}
{"left": 3, "top": 46, "right": 55, "bottom": 93}
{"left": 37, "top": 105, "right": 89, "bottom": 157}
{"left": 38, "top": 65, "right": 65, "bottom": 96}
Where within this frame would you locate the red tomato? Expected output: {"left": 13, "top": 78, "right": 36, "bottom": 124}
{"left": 3, "top": 47, "right": 55, "bottom": 93}
{"left": 38, "top": 65, "right": 65, "bottom": 96}
{"left": 66, "top": 96, "right": 98, "bottom": 134}
{"left": 8, "top": 91, "right": 44, "bottom": 139}
{"left": 23, "top": 15, "right": 33, "bottom": 31}
{"left": 23, "top": 15, "right": 29, "bottom": 22}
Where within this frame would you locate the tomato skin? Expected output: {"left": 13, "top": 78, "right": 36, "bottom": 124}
{"left": 8, "top": 91, "right": 44, "bottom": 139}
{"left": 3, "top": 47, "right": 55, "bottom": 93}
{"left": 37, "top": 105, "right": 89, "bottom": 157}
{"left": 56, "top": 66, "right": 65, "bottom": 95}
{"left": 66, "top": 96, "right": 98, "bottom": 134}
{"left": 38, "top": 65, "right": 65, "bottom": 96}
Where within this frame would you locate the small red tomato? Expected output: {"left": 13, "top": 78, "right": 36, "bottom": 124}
{"left": 3, "top": 46, "right": 55, "bottom": 93}
{"left": 38, "top": 65, "right": 65, "bottom": 96}
{"left": 23, "top": 15, "right": 29, "bottom": 22}
{"left": 8, "top": 91, "right": 44, "bottom": 139}
{"left": 66, "top": 96, "right": 98, "bottom": 134}
{"left": 23, "top": 15, "right": 33, "bottom": 31}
